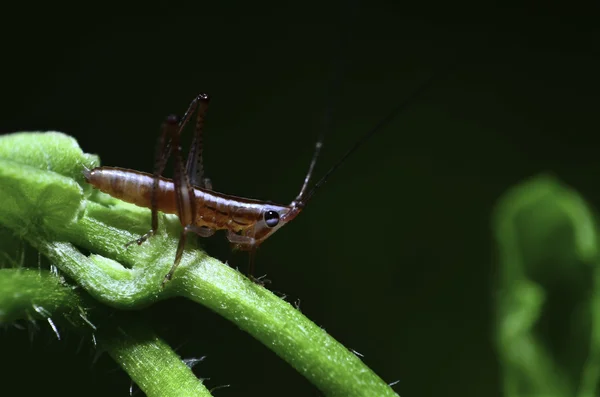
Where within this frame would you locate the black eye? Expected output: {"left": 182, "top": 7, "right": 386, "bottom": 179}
{"left": 264, "top": 210, "right": 280, "bottom": 227}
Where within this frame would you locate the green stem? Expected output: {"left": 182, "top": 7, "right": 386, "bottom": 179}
{"left": 99, "top": 318, "right": 213, "bottom": 397}
{"left": 177, "top": 262, "right": 396, "bottom": 396}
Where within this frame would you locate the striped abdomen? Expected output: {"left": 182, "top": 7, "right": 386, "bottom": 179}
{"left": 83, "top": 167, "right": 178, "bottom": 215}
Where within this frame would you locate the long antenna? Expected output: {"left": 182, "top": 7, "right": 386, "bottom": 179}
{"left": 295, "top": 70, "right": 444, "bottom": 208}
{"left": 294, "top": 0, "right": 361, "bottom": 203}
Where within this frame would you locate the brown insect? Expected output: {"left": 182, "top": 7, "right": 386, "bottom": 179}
{"left": 84, "top": 82, "right": 434, "bottom": 286}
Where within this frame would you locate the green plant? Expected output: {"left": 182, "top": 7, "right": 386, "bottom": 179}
{"left": 0, "top": 132, "right": 397, "bottom": 397}
{"left": 494, "top": 175, "right": 600, "bottom": 397}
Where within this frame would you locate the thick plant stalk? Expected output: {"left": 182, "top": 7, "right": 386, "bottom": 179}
{"left": 0, "top": 132, "right": 398, "bottom": 397}
{"left": 99, "top": 317, "right": 213, "bottom": 397}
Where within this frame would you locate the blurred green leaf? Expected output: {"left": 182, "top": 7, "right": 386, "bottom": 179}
{"left": 493, "top": 174, "right": 600, "bottom": 397}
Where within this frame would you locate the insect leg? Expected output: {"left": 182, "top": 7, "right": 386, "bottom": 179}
{"left": 226, "top": 230, "right": 256, "bottom": 246}
{"left": 182, "top": 94, "right": 212, "bottom": 189}
{"left": 125, "top": 116, "right": 176, "bottom": 248}
{"left": 246, "top": 247, "right": 270, "bottom": 286}
{"left": 188, "top": 225, "right": 215, "bottom": 238}
{"left": 127, "top": 93, "right": 211, "bottom": 249}
{"left": 162, "top": 226, "right": 215, "bottom": 285}
{"left": 162, "top": 226, "right": 189, "bottom": 285}
{"left": 225, "top": 231, "right": 267, "bottom": 284}
{"left": 156, "top": 110, "right": 203, "bottom": 285}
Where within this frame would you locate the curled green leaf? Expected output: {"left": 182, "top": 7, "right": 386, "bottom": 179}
{"left": 493, "top": 174, "right": 600, "bottom": 397}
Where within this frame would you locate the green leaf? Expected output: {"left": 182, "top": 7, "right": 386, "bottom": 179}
{"left": 493, "top": 174, "right": 600, "bottom": 397}
{"left": 0, "top": 132, "right": 99, "bottom": 182}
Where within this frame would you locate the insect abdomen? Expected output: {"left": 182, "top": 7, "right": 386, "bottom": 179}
{"left": 84, "top": 167, "right": 178, "bottom": 214}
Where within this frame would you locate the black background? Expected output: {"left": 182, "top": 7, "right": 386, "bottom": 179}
{"left": 1, "top": 1, "right": 599, "bottom": 396}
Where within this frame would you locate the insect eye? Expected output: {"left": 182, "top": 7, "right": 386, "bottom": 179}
{"left": 264, "top": 210, "right": 280, "bottom": 228}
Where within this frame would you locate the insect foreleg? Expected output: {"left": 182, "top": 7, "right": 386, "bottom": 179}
{"left": 226, "top": 230, "right": 256, "bottom": 246}
{"left": 188, "top": 225, "right": 216, "bottom": 238}
{"left": 225, "top": 231, "right": 265, "bottom": 282}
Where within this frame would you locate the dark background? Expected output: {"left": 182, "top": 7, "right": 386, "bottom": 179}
{"left": 1, "top": 1, "right": 599, "bottom": 396}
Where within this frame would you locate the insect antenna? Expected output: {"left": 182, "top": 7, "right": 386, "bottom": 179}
{"left": 293, "top": 0, "right": 360, "bottom": 208}
{"left": 294, "top": 129, "right": 324, "bottom": 203}
{"left": 292, "top": 70, "right": 443, "bottom": 211}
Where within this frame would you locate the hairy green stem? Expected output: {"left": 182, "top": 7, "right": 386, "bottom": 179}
{"left": 99, "top": 319, "right": 212, "bottom": 397}
{"left": 177, "top": 263, "right": 394, "bottom": 396}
